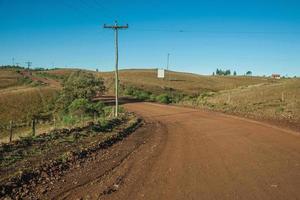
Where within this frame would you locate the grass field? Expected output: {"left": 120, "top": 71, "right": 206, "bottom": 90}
{"left": 0, "top": 69, "right": 26, "bottom": 89}
{"left": 1, "top": 67, "right": 299, "bottom": 136}
{"left": 99, "top": 69, "right": 273, "bottom": 95}
{"left": 98, "top": 69, "right": 300, "bottom": 129}
{"left": 0, "top": 69, "right": 60, "bottom": 131}
{"left": 178, "top": 78, "right": 300, "bottom": 128}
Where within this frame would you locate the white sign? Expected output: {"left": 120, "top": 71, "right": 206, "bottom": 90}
{"left": 157, "top": 69, "right": 165, "bottom": 78}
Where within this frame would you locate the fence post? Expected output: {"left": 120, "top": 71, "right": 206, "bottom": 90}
{"left": 53, "top": 116, "right": 56, "bottom": 129}
{"left": 9, "top": 120, "right": 13, "bottom": 142}
{"left": 32, "top": 119, "right": 36, "bottom": 136}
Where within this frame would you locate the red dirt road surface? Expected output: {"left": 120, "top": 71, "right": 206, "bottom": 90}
{"left": 38, "top": 102, "right": 300, "bottom": 200}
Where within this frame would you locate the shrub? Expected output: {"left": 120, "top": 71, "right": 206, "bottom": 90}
{"left": 136, "top": 91, "right": 151, "bottom": 100}
{"left": 156, "top": 94, "right": 171, "bottom": 104}
{"left": 87, "top": 101, "right": 105, "bottom": 116}
{"left": 68, "top": 98, "right": 89, "bottom": 116}
{"left": 62, "top": 115, "right": 77, "bottom": 125}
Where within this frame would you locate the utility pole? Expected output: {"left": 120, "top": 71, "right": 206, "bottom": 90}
{"left": 167, "top": 53, "right": 170, "bottom": 70}
{"left": 12, "top": 57, "right": 15, "bottom": 66}
{"left": 104, "top": 21, "right": 128, "bottom": 117}
{"left": 25, "top": 61, "right": 32, "bottom": 69}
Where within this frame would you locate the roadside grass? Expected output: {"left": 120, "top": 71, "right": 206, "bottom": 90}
{"left": 179, "top": 78, "right": 300, "bottom": 127}
{"left": 0, "top": 112, "right": 139, "bottom": 183}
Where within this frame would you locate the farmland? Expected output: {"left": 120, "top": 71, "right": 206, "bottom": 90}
{"left": 1, "top": 68, "right": 299, "bottom": 134}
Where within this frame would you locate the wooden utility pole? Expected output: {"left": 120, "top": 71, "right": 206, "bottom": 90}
{"left": 25, "top": 61, "right": 32, "bottom": 70}
{"left": 104, "top": 21, "right": 128, "bottom": 117}
{"left": 167, "top": 53, "right": 170, "bottom": 70}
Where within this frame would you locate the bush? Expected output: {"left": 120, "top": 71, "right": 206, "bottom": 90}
{"left": 124, "top": 86, "right": 151, "bottom": 101}
{"left": 136, "top": 91, "right": 151, "bottom": 100}
{"left": 87, "top": 101, "right": 105, "bottom": 116}
{"left": 68, "top": 98, "right": 89, "bottom": 116}
{"left": 149, "top": 94, "right": 157, "bottom": 101}
{"left": 68, "top": 98, "right": 105, "bottom": 117}
{"left": 62, "top": 115, "right": 77, "bottom": 125}
{"left": 156, "top": 94, "right": 171, "bottom": 104}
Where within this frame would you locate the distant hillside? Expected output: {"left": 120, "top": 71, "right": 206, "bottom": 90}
{"left": 99, "top": 69, "right": 274, "bottom": 95}
{"left": 0, "top": 68, "right": 60, "bottom": 126}
{"left": 1, "top": 67, "right": 298, "bottom": 130}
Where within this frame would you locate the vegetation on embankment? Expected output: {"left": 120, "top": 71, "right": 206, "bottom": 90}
{"left": 0, "top": 68, "right": 107, "bottom": 142}
{"left": 0, "top": 112, "right": 141, "bottom": 198}
{"left": 178, "top": 78, "right": 300, "bottom": 129}
{"left": 113, "top": 69, "right": 299, "bottom": 130}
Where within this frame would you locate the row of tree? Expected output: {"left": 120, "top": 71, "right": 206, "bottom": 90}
{"left": 213, "top": 69, "right": 252, "bottom": 76}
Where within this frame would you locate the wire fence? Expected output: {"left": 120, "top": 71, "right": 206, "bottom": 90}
{"left": 0, "top": 116, "right": 105, "bottom": 144}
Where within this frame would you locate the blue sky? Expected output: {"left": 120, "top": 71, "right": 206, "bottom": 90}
{"left": 0, "top": 0, "right": 300, "bottom": 76}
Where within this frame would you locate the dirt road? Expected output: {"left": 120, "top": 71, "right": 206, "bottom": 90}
{"left": 36, "top": 102, "right": 300, "bottom": 200}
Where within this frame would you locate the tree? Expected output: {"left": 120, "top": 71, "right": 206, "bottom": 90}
{"left": 56, "top": 71, "right": 105, "bottom": 112}
{"left": 225, "top": 69, "right": 231, "bottom": 76}
{"left": 246, "top": 71, "right": 252, "bottom": 76}
{"left": 233, "top": 71, "right": 237, "bottom": 76}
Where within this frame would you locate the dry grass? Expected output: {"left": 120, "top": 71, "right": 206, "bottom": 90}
{"left": 98, "top": 69, "right": 299, "bottom": 129}
{"left": 0, "top": 69, "right": 23, "bottom": 89}
{"left": 99, "top": 69, "right": 272, "bottom": 95}
{"left": 0, "top": 86, "right": 58, "bottom": 125}
{"left": 0, "top": 69, "right": 61, "bottom": 127}
{"left": 1, "top": 68, "right": 298, "bottom": 132}
{"left": 179, "top": 78, "right": 300, "bottom": 129}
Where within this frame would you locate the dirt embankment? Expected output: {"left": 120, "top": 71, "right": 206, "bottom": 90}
{"left": 0, "top": 114, "right": 142, "bottom": 199}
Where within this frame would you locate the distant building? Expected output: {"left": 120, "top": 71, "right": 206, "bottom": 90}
{"left": 272, "top": 74, "right": 281, "bottom": 79}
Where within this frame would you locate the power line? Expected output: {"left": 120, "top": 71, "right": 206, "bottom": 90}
{"left": 129, "top": 28, "right": 300, "bottom": 35}
{"left": 104, "top": 21, "right": 128, "bottom": 117}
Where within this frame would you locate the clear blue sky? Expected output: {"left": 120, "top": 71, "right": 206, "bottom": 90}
{"left": 1, "top": 0, "right": 300, "bottom": 76}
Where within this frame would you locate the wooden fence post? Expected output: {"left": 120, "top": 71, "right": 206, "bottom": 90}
{"left": 32, "top": 119, "right": 36, "bottom": 136}
{"left": 9, "top": 120, "right": 13, "bottom": 142}
{"left": 53, "top": 116, "right": 56, "bottom": 129}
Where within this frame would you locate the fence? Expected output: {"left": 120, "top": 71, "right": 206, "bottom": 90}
{"left": 0, "top": 112, "right": 115, "bottom": 144}
{"left": 0, "top": 107, "right": 116, "bottom": 144}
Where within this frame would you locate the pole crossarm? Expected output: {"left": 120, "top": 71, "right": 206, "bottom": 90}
{"left": 104, "top": 24, "right": 129, "bottom": 29}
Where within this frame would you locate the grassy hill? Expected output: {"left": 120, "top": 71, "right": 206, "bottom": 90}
{"left": 99, "top": 69, "right": 272, "bottom": 95}
{"left": 0, "top": 67, "right": 299, "bottom": 132}
{"left": 0, "top": 69, "right": 60, "bottom": 127}
{"left": 98, "top": 69, "right": 300, "bottom": 130}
